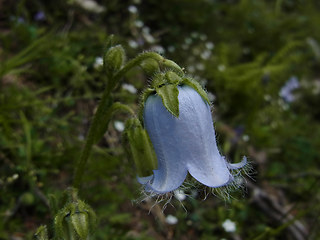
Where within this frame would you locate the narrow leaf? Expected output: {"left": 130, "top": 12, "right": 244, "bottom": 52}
{"left": 182, "top": 77, "right": 210, "bottom": 104}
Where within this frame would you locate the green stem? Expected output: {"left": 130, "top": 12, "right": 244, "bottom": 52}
{"left": 72, "top": 51, "right": 164, "bottom": 190}
{"left": 72, "top": 88, "right": 111, "bottom": 189}
{"left": 110, "top": 102, "right": 136, "bottom": 116}
{"left": 113, "top": 52, "right": 164, "bottom": 84}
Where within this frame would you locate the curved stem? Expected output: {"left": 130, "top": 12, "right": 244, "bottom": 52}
{"left": 110, "top": 102, "right": 136, "bottom": 116}
{"left": 113, "top": 52, "right": 164, "bottom": 84}
{"left": 72, "top": 51, "right": 164, "bottom": 190}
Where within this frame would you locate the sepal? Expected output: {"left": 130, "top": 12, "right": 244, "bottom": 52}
{"left": 181, "top": 77, "right": 210, "bottom": 104}
{"left": 155, "top": 84, "right": 179, "bottom": 117}
{"left": 54, "top": 189, "right": 97, "bottom": 240}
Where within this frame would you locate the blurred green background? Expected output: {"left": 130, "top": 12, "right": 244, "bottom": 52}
{"left": 1, "top": 0, "right": 320, "bottom": 239}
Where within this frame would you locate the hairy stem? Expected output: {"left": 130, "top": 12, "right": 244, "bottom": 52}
{"left": 72, "top": 51, "right": 163, "bottom": 190}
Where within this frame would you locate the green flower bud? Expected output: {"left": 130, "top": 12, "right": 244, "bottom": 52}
{"left": 140, "top": 58, "right": 160, "bottom": 76}
{"left": 124, "top": 118, "right": 157, "bottom": 178}
{"left": 54, "top": 198, "right": 96, "bottom": 240}
{"left": 104, "top": 45, "right": 126, "bottom": 76}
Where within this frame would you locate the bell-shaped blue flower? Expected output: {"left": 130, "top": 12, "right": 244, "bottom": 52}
{"left": 141, "top": 85, "right": 246, "bottom": 194}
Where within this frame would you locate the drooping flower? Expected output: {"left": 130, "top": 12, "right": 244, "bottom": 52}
{"left": 140, "top": 77, "right": 246, "bottom": 194}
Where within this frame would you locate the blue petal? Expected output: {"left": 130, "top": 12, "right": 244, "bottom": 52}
{"left": 228, "top": 156, "right": 247, "bottom": 170}
{"left": 137, "top": 175, "right": 154, "bottom": 184}
{"left": 177, "top": 86, "right": 232, "bottom": 187}
{"left": 144, "top": 93, "right": 188, "bottom": 193}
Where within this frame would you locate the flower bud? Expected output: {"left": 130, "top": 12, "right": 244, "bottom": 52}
{"left": 124, "top": 118, "right": 157, "bottom": 179}
{"left": 54, "top": 199, "right": 96, "bottom": 240}
{"left": 140, "top": 58, "right": 160, "bottom": 76}
{"left": 104, "top": 45, "right": 126, "bottom": 76}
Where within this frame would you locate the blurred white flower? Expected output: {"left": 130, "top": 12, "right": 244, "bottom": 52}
{"left": 74, "top": 0, "right": 105, "bottom": 13}
{"left": 242, "top": 135, "right": 250, "bottom": 142}
{"left": 128, "top": 40, "right": 138, "bottom": 49}
{"left": 128, "top": 5, "right": 138, "bottom": 14}
{"left": 207, "top": 92, "right": 216, "bottom": 102}
{"left": 191, "top": 189, "right": 198, "bottom": 198}
{"left": 144, "top": 33, "right": 155, "bottom": 44}
{"left": 78, "top": 134, "right": 85, "bottom": 141}
{"left": 142, "top": 27, "right": 150, "bottom": 34}
{"left": 191, "top": 32, "right": 199, "bottom": 38}
{"left": 205, "top": 42, "right": 214, "bottom": 50}
{"left": 174, "top": 189, "right": 186, "bottom": 201}
{"left": 166, "top": 215, "right": 178, "bottom": 225}
{"left": 185, "top": 37, "right": 192, "bottom": 45}
{"left": 12, "top": 174, "right": 19, "bottom": 180}
{"left": 93, "top": 56, "right": 103, "bottom": 69}
{"left": 134, "top": 20, "right": 144, "bottom": 28}
{"left": 264, "top": 94, "right": 272, "bottom": 101}
{"left": 114, "top": 121, "right": 125, "bottom": 132}
{"left": 200, "top": 78, "right": 208, "bottom": 85}
{"left": 192, "top": 48, "right": 201, "bottom": 55}
{"left": 182, "top": 44, "right": 189, "bottom": 50}
{"left": 218, "top": 64, "right": 226, "bottom": 72}
{"left": 201, "top": 50, "right": 211, "bottom": 60}
{"left": 222, "top": 219, "right": 236, "bottom": 233}
{"left": 313, "top": 79, "right": 320, "bottom": 94}
{"left": 167, "top": 46, "right": 175, "bottom": 52}
{"left": 122, "top": 83, "right": 137, "bottom": 94}
{"left": 187, "top": 65, "right": 195, "bottom": 73}
{"left": 151, "top": 45, "right": 165, "bottom": 54}
{"left": 196, "top": 63, "right": 205, "bottom": 71}
{"left": 200, "top": 34, "right": 207, "bottom": 41}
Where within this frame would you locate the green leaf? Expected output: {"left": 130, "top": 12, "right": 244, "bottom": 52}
{"left": 182, "top": 77, "right": 210, "bottom": 104}
{"left": 161, "top": 59, "right": 184, "bottom": 75}
{"left": 156, "top": 84, "right": 179, "bottom": 117}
